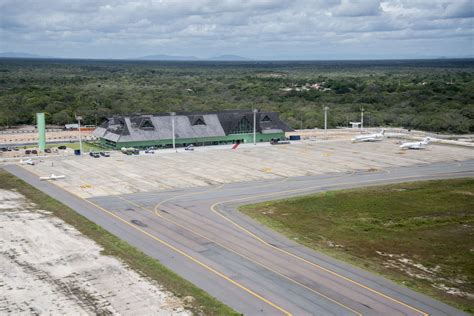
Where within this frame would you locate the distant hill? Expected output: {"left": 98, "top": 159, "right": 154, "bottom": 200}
{"left": 209, "top": 55, "right": 250, "bottom": 61}
{"left": 134, "top": 54, "right": 250, "bottom": 61}
{"left": 0, "top": 52, "right": 52, "bottom": 58}
{"left": 137, "top": 54, "right": 199, "bottom": 61}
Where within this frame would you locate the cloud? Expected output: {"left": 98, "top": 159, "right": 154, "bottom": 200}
{"left": 331, "top": 0, "right": 382, "bottom": 17}
{"left": 0, "top": 0, "right": 472, "bottom": 59}
{"left": 443, "top": 0, "right": 474, "bottom": 19}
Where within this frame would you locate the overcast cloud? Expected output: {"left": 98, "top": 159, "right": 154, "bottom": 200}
{"left": 0, "top": 0, "right": 472, "bottom": 59}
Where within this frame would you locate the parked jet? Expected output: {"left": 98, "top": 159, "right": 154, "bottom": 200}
{"left": 400, "top": 137, "right": 431, "bottom": 150}
{"left": 20, "top": 158, "right": 35, "bottom": 165}
{"left": 40, "top": 174, "right": 66, "bottom": 181}
{"left": 351, "top": 129, "right": 385, "bottom": 142}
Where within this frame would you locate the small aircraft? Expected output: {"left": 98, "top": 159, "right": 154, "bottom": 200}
{"left": 399, "top": 137, "right": 431, "bottom": 150}
{"left": 40, "top": 173, "right": 66, "bottom": 181}
{"left": 351, "top": 129, "right": 385, "bottom": 142}
{"left": 20, "top": 158, "right": 35, "bottom": 165}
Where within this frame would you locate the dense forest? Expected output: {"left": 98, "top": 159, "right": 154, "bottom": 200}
{"left": 0, "top": 58, "right": 473, "bottom": 133}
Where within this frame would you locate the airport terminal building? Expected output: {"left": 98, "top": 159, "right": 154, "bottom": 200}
{"left": 93, "top": 110, "right": 292, "bottom": 149}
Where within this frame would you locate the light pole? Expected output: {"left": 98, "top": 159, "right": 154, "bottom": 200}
{"left": 360, "top": 106, "right": 364, "bottom": 131}
{"left": 324, "top": 106, "right": 329, "bottom": 137}
{"left": 75, "top": 114, "right": 83, "bottom": 156}
{"left": 170, "top": 112, "right": 176, "bottom": 152}
{"left": 253, "top": 109, "right": 258, "bottom": 145}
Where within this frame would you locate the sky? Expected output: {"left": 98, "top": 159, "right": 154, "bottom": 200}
{"left": 0, "top": 0, "right": 473, "bottom": 60}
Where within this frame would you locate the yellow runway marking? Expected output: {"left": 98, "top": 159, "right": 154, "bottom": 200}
{"left": 116, "top": 196, "right": 361, "bottom": 316}
{"left": 24, "top": 164, "right": 442, "bottom": 316}
{"left": 39, "top": 178, "right": 292, "bottom": 316}
{"left": 12, "top": 168, "right": 292, "bottom": 316}
{"left": 154, "top": 177, "right": 288, "bottom": 211}
{"left": 155, "top": 183, "right": 226, "bottom": 210}
{"left": 209, "top": 175, "right": 431, "bottom": 316}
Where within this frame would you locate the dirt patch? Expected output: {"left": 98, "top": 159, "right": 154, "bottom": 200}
{"left": 0, "top": 189, "right": 190, "bottom": 315}
{"left": 375, "top": 251, "right": 473, "bottom": 300}
{"left": 454, "top": 191, "right": 474, "bottom": 196}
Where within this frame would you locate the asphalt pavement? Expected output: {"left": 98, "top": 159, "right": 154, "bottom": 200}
{"left": 3, "top": 160, "right": 473, "bottom": 315}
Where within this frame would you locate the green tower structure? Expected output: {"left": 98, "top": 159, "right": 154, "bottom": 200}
{"left": 37, "top": 113, "right": 46, "bottom": 151}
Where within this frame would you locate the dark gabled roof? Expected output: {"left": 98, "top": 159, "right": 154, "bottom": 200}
{"left": 190, "top": 115, "right": 206, "bottom": 126}
{"left": 105, "top": 117, "right": 130, "bottom": 136}
{"left": 257, "top": 112, "right": 292, "bottom": 132}
{"left": 130, "top": 116, "right": 155, "bottom": 130}
{"left": 94, "top": 109, "right": 292, "bottom": 142}
{"left": 217, "top": 112, "right": 255, "bottom": 134}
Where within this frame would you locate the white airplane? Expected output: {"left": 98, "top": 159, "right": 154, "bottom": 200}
{"left": 40, "top": 173, "right": 66, "bottom": 181}
{"left": 20, "top": 158, "right": 35, "bottom": 165}
{"left": 351, "top": 129, "right": 385, "bottom": 142}
{"left": 399, "top": 137, "right": 431, "bottom": 150}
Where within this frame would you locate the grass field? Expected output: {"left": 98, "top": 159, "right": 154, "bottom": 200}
{"left": 0, "top": 169, "right": 237, "bottom": 316}
{"left": 23, "top": 142, "right": 105, "bottom": 152}
{"left": 241, "top": 178, "right": 474, "bottom": 313}
{"left": 46, "top": 142, "right": 105, "bottom": 152}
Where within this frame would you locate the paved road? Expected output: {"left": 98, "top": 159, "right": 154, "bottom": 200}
{"left": 4, "top": 160, "right": 473, "bottom": 315}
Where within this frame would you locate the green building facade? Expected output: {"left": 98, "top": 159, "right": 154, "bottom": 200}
{"left": 93, "top": 110, "right": 291, "bottom": 149}
{"left": 99, "top": 132, "right": 285, "bottom": 149}
{"left": 36, "top": 112, "right": 46, "bottom": 151}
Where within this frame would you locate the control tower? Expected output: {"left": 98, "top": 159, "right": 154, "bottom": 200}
{"left": 37, "top": 113, "right": 46, "bottom": 151}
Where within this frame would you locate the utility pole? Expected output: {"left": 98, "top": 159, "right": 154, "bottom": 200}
{"left": 253, "top": 109, "right": 258, "bottom": 145}
{"left": 75, "top": 114, "right": 83, "bottom": 156}
{"left": 360, "top": 106, "right": 364, "bottom": 131}
{"left": 170, "top": 112, "right": 176, "bottom": 152}
{"left": 324, "top": 106, "right": 329, "bottom": 137}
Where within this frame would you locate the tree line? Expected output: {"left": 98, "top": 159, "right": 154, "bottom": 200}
{"left": 0, "top": 58, "right": 472, "bottom": 134}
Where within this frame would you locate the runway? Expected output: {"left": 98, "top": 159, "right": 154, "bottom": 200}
{"left": 4, "top": 160, "right": 473, "bottom": 315}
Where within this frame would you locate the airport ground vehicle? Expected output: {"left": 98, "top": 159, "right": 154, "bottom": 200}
{"left": 121, "top": 147, "right": 139, "bottom": 155}
{"left": 270, "top": 139, "right": 290, "bottom": 145}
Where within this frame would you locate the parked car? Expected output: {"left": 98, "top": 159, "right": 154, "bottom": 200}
{"left": 58, "top": 145, "right": 67, "bottom": 150}
{"left": 270, "top": 139, "right": 290, "bottom": 145}
{"left": 145, "top": 148, "right": 155, "bottom": 154}
{"left": 185, "top": 144, "right": 194, "bottom": 151}
{"left": 25, "top": 149, "right": 31, "bottom": 155}
{"left": 121, "top": 147, "right": 138, "bottom": 155}
{"left": 45, "top": 148, "right": 52, "bottom": 153}
{"left": 99, "top": 151, "right": 110, "bottom": 157}
{"left": 31, "top": 149, "right": 38, "bottom": 154}
{"left": 89, "top": 152, "right": 100, "bottom": 158}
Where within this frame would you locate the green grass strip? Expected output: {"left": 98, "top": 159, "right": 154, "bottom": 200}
{"left": 0, "top": 169, "right": 238, "bottom": 316}
{"left": 241, "top": 178, "right": 474, "bottom": 313}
